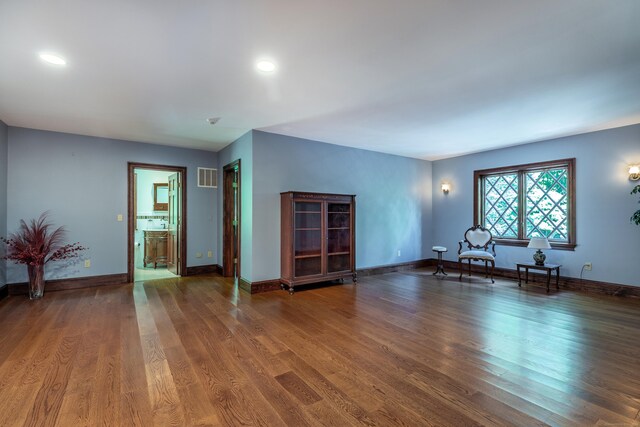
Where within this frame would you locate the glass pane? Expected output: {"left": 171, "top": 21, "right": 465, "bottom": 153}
{"left": 328, "top": 203, "right": 350, "bottom": 228}
{"left": 295, "top": 257, "right": 321, "bottom": 277}
{"left": 328, "top": 203, "right": 350, "bottom": 213}
{"left": 483, "top": 173, "right": 518, "bottom": 238}
{"left": 328, "top": 254, "right": 350, "bottom": 273}
{"left": 295, "top": 202, "right": 321, "bottom": 212}
{"left": 328, "top": 212, "right": 350, "bottom": 228}
{"left": 295, "top": 230, "right": 321, "bottom": 256}
{"left": 328, "top": 229, "right": 350, "bottom": 253}
{"left": 525, "top": 167, "right": 568, "bottom": 241}
{"left": 295, "top": 212, "right": 321, "bottom": 229}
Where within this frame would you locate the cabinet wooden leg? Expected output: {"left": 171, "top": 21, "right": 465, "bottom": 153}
{"left": 352, "top": 273, "right": 358, "bottom": 283}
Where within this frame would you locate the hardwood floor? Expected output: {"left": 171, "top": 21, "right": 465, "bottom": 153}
{"left": 1, "top": 270, "right": 639, "bottom": 426}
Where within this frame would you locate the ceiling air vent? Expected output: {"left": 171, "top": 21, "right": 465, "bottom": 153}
{"left": 198, "top": 167, "right": 218, "bottom": 188}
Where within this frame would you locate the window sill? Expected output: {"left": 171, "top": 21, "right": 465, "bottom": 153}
{"left": 493, "top": 239, "right": 576, "bottom": 251}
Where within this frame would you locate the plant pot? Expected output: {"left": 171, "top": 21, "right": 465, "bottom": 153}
{"left": 27, "top": 263, "right": 45, "bottom": 300}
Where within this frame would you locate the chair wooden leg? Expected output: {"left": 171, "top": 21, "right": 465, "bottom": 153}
{"left": 458, "top": 259, "right": 462, "bottom": 280}
{"left": 490, "top": 260, "right": 495, "bottom": 283}
{"left": 484, "top": 261, "right": 488, "bottom": 277}
{"left": 468, "top": 260, "right": 471, "bottom": 276}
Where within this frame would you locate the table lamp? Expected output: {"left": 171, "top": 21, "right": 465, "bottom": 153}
{"left": 528, "top": 237, "right": 551, "bottom": 265}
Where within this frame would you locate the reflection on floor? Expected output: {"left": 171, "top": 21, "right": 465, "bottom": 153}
{"left": 3, "top": 271, "right": 640, "bottom": 425}
{"left": 134, "top": 267, "right": 177, "bottom": 282}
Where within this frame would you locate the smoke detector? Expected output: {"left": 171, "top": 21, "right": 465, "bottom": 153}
{"left": 207, "top": 117, "right": 221, "bottom": 125}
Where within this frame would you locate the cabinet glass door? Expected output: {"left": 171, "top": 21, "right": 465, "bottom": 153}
{"left": 294, "top": 201, "right": 322, "bottom": 277}
{"left": 327, "top": 203, "right": 351, "bottom": 273}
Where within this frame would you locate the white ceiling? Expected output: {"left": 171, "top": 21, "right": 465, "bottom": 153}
{"left": 1, "top": 1, "right": 639, "bottom": 160}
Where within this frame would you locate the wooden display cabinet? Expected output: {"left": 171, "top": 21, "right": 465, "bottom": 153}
{"left": 280, "top": 191, "right": 356, "bottom": 294}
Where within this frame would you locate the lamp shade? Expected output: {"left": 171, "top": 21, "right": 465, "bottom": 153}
{"left": 528, "top": 237, "right": 551, "bottom": 249}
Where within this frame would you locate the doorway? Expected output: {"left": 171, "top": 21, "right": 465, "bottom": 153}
{"left": 223, "top": 160, "right": 240, "bottom": 284}
{"left": 127, "top": 162, "right": 187, "bottom": 283}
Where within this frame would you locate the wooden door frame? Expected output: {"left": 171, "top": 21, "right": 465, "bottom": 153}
{"left": 127, "top": 162, "right": 187, "bottom": 283}
{"left": 222, "top": 160, "right": 241, "bottom": 278}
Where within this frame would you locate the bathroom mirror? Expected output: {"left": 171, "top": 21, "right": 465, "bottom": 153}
{"left": 153, "top": 183, "right": 169, "bottom": 211}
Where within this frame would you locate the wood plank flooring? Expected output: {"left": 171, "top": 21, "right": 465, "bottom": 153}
{"left": 1, "top": 270, "right": 639, "bottom": 426}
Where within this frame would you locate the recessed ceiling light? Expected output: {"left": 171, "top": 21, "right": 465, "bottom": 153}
{"left": 256, "top": 60, "right": 276, "bottom": 73}
{"left": 39, "top": 52, "right": 66, "bottom": 65}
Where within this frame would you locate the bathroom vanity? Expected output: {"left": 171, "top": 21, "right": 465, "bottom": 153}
{"left": 143, "top": 230, "right": 168, "bottom": 268}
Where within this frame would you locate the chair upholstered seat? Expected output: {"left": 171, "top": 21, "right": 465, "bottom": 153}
{"left": 459, "top": 250, "right": 495, "bottom": 261}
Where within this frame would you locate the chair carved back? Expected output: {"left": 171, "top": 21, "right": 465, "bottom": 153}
{"left": 462, "top": 225, "right": 493, "bottom": 251}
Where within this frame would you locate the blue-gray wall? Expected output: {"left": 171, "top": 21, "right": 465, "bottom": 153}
{"left": 0, "top": 120, "right": 7, "bottom": 289}
{"left": 251, "top": 131, "right": 433, "bottom": 282}
{"left": 4, "top": 121, "right": 637, "bottom": 289}
{"left": 217, "top": 131, "right": 253, "bottom": 282}
{"left": 432, "top": 124, "right": 640, "bottom": 286}
{"left": 6, "top": 127, "right": 218, "bottom": 283}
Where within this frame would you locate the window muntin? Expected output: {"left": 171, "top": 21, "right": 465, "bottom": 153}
{"left": 474, "top": 159, "right": 575, "bottom": 249}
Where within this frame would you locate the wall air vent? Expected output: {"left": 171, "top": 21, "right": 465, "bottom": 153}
{"left": 198, "top": 167, "right": 218, "bottom": 188}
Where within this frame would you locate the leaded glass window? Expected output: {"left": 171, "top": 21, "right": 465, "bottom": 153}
{"left": 525, "top": 168, "right": 568, "bottom": 240}
{"left": 474, "top": 159, "right": 575, "bottom": 249}
{"left": 483, "top": 173, "right": 518, "bottom": 238}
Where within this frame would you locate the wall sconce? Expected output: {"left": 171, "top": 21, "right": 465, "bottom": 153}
{"left": 629, "top": 165, "right": 640, "bottom": 181}
{"left": 441, "top": 183, "right": 450, "bottom": 194}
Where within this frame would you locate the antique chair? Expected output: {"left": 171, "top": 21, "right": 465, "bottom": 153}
{"left": 458, "top": 225, "right": 496, "bottom": 283}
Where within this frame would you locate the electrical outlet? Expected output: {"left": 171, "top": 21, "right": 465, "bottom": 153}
{"left": 397, "top": 250, "right": 401, "bottom": 257}
{"left": 584, "top": 262, "right": 592, "bottom": 271}
{"left": 117, "top": 214, "right": 123, "bottom": 222}
{"left": 196, "top": 252, "right": 203, "bottom": 258}
{"left": 207, "top": 251, "right": 213, "bottom": 258}
{"left": 84, "top": 259, "right": 91, "bottom": 268}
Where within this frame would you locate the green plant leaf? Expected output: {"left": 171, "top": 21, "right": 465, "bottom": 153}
{"left": 632, "top": 186, "right": 640, "bottom": 226}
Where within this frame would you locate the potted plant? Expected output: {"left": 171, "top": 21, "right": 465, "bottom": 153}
{"left": 1, "top": 212, "right": 86, "bottom": 299}
{"left": 632, "top": 185, "right": 640, "bottom": 226}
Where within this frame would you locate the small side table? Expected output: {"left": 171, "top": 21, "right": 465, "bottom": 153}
{"left": 432, "top": 246, "right": 448, "bottom": 276}
{"left": 516, "top": 262, "right": 561, "bottom": 293}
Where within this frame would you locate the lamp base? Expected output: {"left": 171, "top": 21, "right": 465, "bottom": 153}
{"left": 533, "top": 249, "right": 546, "bottom": 266}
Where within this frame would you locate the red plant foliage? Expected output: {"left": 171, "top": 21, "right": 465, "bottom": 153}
{"left": 0, "top": 212, "right": 87, "bottom": 266}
